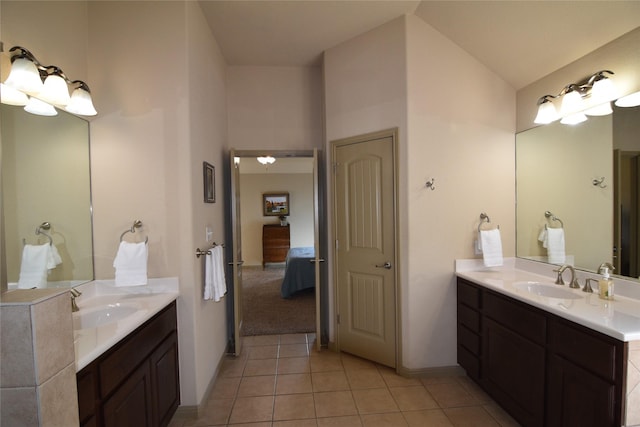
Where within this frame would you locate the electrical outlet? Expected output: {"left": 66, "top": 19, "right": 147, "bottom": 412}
{"left": 205, "top": 226, "right": 213, "bottom": 242}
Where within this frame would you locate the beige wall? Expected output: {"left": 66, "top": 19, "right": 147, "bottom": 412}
{"left": 87, "top": 0, "right": 228, "bottom": 407}
{"left": 240, "top": 172, "right": 315, "bottom": 266}
{"left": 324, "top": 15, "right": 516, "bottom": 370}
{"left": 227, "top": 66, "right": 323, "bottom": 150}
{"left": 517, "top": 27, "right": 640, "bottom": 133}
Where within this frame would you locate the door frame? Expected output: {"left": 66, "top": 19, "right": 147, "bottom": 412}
{"left": 330, "top": 128, "right": 401, "bottom": 369}
{"left": 227, "top": 149, "right": 327, "bottom": 350}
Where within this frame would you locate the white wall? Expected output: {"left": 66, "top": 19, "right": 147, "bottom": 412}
{"left": 240, "top": 172, "right": 315, "bottom": 266}
{"left": 324, "top": 15, "right": 516, "bottom": 370}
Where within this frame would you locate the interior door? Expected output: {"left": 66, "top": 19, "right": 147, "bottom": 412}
{"left": 230, "top": 149, "right": 244, "bottom": 356}
{"left": 312, "top": 148, "right": 323, "bottom": 350}
{"left": 333, "top": 130, "right": 397, "bottom": 368}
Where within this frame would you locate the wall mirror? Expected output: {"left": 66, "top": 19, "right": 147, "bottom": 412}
{"left": 516, "top": 104, "right": 640, "bottom": 280}
{"left": 2, "top": 104, "right": 94, "bottom": 288}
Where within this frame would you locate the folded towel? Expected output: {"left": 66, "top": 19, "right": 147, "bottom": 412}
{"left": 480, "top": 229, "right": 503, "bottom": 267}
{"left": 113, "top": 241, "right": 148, "bottom": 286}
{"left": 545, "top": 228, "right": 566, "bottom": 264}
{"left": 18, "top": 244, "right": 51, "bottom": 288}
{"left": 204, "top": 246, "right": 227, "bottom": 301}
{"left": 48, "top": 245, "right": 63, "bottom": 269}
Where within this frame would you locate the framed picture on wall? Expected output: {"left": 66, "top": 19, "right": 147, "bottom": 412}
{"left": 263, "top": 192, "right": 289, "bottom": 216}
{"left": 203, "top": 162, "right": 215, "bottom": 203}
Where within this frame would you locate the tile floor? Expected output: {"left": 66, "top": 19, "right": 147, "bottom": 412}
{"left": 169, "top": 333, "right": 520, "bottom": 427}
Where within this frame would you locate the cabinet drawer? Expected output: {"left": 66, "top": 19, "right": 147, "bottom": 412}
{"left": 458, "top": 324, "right": 480, "bottom": 355}
{"left": 457, "top": 345, "right": 480, "bottom": 380}
{"left": 99, "top": 303, "right": 177, "bottom": 397}
{"left": 549, "top": 318, "right": 621, "bottom": 382}
{"left": 484, "top": 291, "right": 546, "bottom": 345}
{"left": 458, "top": 279, "right": 481, "bottom": 309}
{"left": 458, "top": 304, "right": 480, "bottom": 333}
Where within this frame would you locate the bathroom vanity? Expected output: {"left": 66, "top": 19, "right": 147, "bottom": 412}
{"left": 456, "top": 259, "right": 640, "bottom": 427}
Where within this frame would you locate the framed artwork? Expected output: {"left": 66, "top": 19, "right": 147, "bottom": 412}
{"left": 203, "top": 162, "right": 215, "bottom": 203}
{"left": 263, "top": 192, "right": 289, "bottom": 216}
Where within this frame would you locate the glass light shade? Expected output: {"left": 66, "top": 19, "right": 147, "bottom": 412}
{"left": 257, "top": 156, "right": 276, "bottom": 165}
{"left": 534, "top": 100, "right": 559, "bottom": 124}
{"left": 615, "top": 91, "right": 640, "bottom": 108}
{"left": 0, "top": 83, "right": 29, "bottom": 106}
{"left": 560, "top": 90, "right": 585, "bottom": 116}
{"left": 560, "top": 112, "right": 587, "bottom": 125}
{"left": 39, "top": 74, "right": 70, "bottom": 106}
{"left": 4, "top": 57, "right": 44, "bottom": 95}
{"left": 590, "top": 77, "right": 617, "bottom": 104}
{"left": 65, "top": 87, "right": 97, "bottom": 116}
{"left": 584, "top": 102, "right": 613, "bottom": 116}
{"left": 24, "top": 96, "right": 57, "bottom": 116}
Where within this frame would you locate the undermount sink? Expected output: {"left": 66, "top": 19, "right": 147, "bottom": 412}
{"left": 73, "top": 303, "right": 138, "bottom": 329}
{"left": 513, "top": 281, "right": 583, "bottom": 300}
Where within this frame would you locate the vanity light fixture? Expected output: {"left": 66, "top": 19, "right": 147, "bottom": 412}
{"left": 615, "top": 90, "right": 640, "bottom": 108}
{"left": 1, "top": 46, "right": 97, "bottom": 116}
{"left": 533, "top": 70, "right": 622, "bottom": 126}
{"left": 257, "top": 156, "right": 276, "bottom": 165}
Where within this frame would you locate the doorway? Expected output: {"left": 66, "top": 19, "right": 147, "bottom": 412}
{"left": 332, "top": 129, "right": 398, "bottom": 368}
{"left": 227, "top": 149, "right": 326, "bottom": 355}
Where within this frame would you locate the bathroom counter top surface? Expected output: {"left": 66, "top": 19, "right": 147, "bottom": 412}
{"left": 73, "top": 278, "right": 179, "bottom": 372}
{"left": 456, "top": 260, "right": 640, "bottom": 342}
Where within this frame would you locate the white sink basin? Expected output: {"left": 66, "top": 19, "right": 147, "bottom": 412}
{"left": 513, "top": 281, "right": 583, "bottom": 300}
{"left": 73, "top": 304, "right": 138, "bottom": 329}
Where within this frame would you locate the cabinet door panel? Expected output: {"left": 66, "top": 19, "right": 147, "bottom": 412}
{"left": 484, "top": 292, "right": 546, "bottom": 345}
{"left": 547, "top": 355, "right": 616, "bottom": 427}
{"left": 103, "top": 361, "right": 153, "bottom": 427}
{"left": 152, "top": 332, "right": 180, "bottom": 427}
{"left": 483, "top": 318, "right": 545, "bottom": 427}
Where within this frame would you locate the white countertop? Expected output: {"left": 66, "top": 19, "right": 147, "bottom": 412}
{"left": 73, "top": 278, "right": 179, "bottom": 371}
{"left": 456, "top": 259, "right": 640, "bottom": 342}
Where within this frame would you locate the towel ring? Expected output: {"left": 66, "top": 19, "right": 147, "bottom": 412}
{"left": 119, "top": 219, "right": 148, "bottom": 243}
{"left": 477, "top": 213, "right": 499, "bottom": 232}
{"left": 544, "top": 211, "right": 564, "bottom": 228}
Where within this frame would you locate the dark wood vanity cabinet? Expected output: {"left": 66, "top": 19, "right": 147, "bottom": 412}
{"left": 262, "top": 224, "right": 290, "bottom": 267}
{"left": 456, "top": 278, "right": 627, "bottom": 427}
{"left": 77, "top": 302, "right": 180, "bottom": 427}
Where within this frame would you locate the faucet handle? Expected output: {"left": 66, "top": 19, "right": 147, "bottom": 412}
{"left": 583, "top": 278, "right": 598, "bottom": 293}
{"left": 553, "top": 267, "right": 566, "bottom": 285}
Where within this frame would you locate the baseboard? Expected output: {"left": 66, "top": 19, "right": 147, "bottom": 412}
{"left": 173, "top": 351, "right": 227, "bottom": 420}
{"left": 397, "top": 364, "right": 465, "bottom": 378}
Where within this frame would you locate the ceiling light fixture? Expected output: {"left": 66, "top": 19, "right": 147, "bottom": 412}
{"left": 1, "top": 46, "right": 97, "bottom": 116}
{"left": 257, "top": 156, "right": 276, "bottom": 165}
{"left": 533, "top": 70, "right": 629, "bottom": 126}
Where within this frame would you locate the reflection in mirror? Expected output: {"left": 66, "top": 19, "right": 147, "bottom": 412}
{"left": 2, "top": 104, "right": 94, "bottom": 288}
{"left": 516, "top": 104, "right": 640, "bottom": 280}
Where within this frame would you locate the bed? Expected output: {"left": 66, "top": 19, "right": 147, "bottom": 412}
{"left": 281, "top": 247, "right": 315, "bottom": 298}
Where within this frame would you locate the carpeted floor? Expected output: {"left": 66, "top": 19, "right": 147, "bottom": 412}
{"left": 241, "top": 266, "right": 315, "bottom": 336}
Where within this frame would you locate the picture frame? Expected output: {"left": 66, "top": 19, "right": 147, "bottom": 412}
{"left": 203, "top": 162, "right": 215, "bottom": 203}
{"left": 263, "top": 192, "right": 289, "bottom": 216}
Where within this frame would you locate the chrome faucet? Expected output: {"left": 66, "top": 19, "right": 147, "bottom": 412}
{"left": 597, "top": 262, "right": 615, "bottom": 274}
{"left": 553, "top": 264, "right": 579, "bottom": 288}
{"left": 583, "top": 278, "right": 598, "bottom": 293}
{"left": 70, "top": 287, "right": 82, "bottom": 312}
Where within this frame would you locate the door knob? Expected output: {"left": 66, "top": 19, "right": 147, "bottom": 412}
{"left": 375, "top": 262, "right": 392, "bottom": 269}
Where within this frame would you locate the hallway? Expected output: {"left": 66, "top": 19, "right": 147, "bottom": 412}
{"left": 169, "top": 334, "right": 519, "bottom": 426}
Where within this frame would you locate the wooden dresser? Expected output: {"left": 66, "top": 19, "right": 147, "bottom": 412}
{"left": 262, "top": 224, "right": 290, "bottom": 268}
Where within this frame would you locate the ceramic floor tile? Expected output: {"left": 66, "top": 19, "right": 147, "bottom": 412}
{"left": 278, "top": 356, "right": 311, "bottom": 374}
{"left": 341, "top": 354, "right": 378, "bottom": 371}
{"left": 280, "top": 333, "right": 309, "bottom": 344}
{"left": 188, "top": 398, "right": 233, "bottom": 426}
{"left": 238, "top": 375, "right": 276, "bottom": 397}
{"left": 310, "top": 353, "right": 344, "bottom": 372}
{"left": 482, "top": 403, "right": 521, "bottom": 427}
{"left": 352, "top": 388, "right": 399, "bottom": 415}
{"left": 244, "top": 358, "right": 278, "bottom": 376}
{"left": 244, "top": 335, "right": 280, "bottom": 346}
{"left": 378, "top": 367, "right": 422, "bottom": 387}
{"left": 248, "top": 345, "right": 279, "bottom": 360}
{"left": 280, "top": 343, "right": 310, "bottom": 358}
{"left": 316, "top": 415, "right": 363, "bottom": 426}
{"left": 443, "top": 406, "right": 500, "bottom": 427}
{"left": 389, "top": 385, "right": 438, "bottom": 411}
{"left": 274, "top": 419, "right": 318, "bottom": 427}
{"left": 228, "top": 395, "right": 274, "bottom": 424}
{"left": 345, "top": 369, "right": 386, "bottom": 389}
{"left": 361, "top": 412, "right": 408, "bottom": 426}
{"left": 276, "top": 373, "right": 313, "bottom": 394}
{"left": 314, "top": 391, "right": 358, "bottom": 418}
{"left": 209, "top": 376, "right": 241, "bottom": 399}
{"left": 402, "top": 409, "right": 454, "bottom": 427}
{"left": 273, "top": 393, "right": 316, "bottom": 420}
{"left": 219, "top": 356, "right": 248, "bottom": 378}
{"left": 426, "top": 382, "right": 480, "bottom": 408}
{"left": 455, "top": 377, "right": 493, "bottom": 403}
{"left": 312, "top": 371, "right": 350, "bottom": 392}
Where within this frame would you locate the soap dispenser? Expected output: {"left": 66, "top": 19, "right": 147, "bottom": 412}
{"left": 598, "top": 267, "right": 614, "bottom": 300}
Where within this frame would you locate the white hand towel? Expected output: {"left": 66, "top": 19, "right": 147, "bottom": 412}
{"left": 113, "top": 241, "right": 148, "bottom": 286}
{"left": 212, "top": 245, "right": 227, "bottom": 301}
{"left": 204, "top": 252, "right": 214, "bottom": 300}
{"left": 480, "top": 229, "right": 503, "bottom": 267}
{"left": 538, "top": 228, "right": 548, "bottom": 248}
{"left": 18, "top": 244, "right": 51, "bottom": 288}
{"left": 546, "top": 228, "right": 566, "bottom": 264}
{"left": 47, "top": 245, "right": 63, "bottom": 269}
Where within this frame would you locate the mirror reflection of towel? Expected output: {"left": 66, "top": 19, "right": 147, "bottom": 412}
{"left": 480, "top": 229, "right": 503, "bottom": 267}
{"left": 18, "top": 244, "right": 60, "bottom": 289}
{"left": 539, "top": 227, "right": 565, "bottom": 264}
{"left": 113, "top": 241, "right": 148, "bottom": 286}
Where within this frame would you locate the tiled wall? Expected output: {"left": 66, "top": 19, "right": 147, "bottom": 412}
{"left": 628, "top": 340, "right": 640, "bottom": 426}
{"left": 0, "top": 289, "right": 79, "bottom": 426}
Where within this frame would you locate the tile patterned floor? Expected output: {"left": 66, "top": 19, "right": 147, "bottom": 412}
{"left": 169, "top": 333, "right": 521, "bottom": 427}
